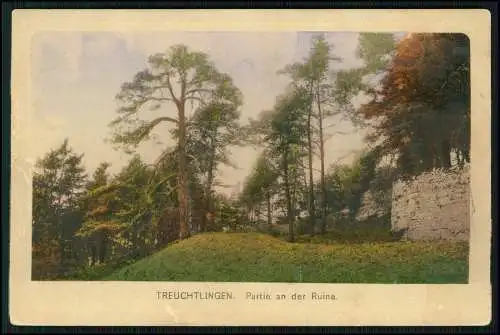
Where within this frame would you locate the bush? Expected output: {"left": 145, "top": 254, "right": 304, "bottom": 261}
{"left": 295, "top": 214, "right": 400, "bottom": 244}
{"left": 62, "top": 255, "right": 141, "bottom": 280}
{"left": 296, "top": 218, "right": 311, "bottom": 235}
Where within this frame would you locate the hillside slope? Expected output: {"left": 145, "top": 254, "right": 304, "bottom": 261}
{"left": 104, "top": 233, "right": 469, "bottom": 283}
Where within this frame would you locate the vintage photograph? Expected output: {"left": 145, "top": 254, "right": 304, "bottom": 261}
{"left": 30, "top": 30, "right": 471, "bottom": 284}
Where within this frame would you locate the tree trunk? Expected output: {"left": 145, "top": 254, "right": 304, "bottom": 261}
{"left": 202, "top": 146, "right": 216, "bottom": 232}
{"left": 306, "top": 83, "right": 316, "bottom": 235}
{"left": 246, "top": 206, "right": 251, "bottom": 224}
{"left": 201, "top": 195, "right": 209, "bottom": 232}
{"left": 158, "top": 207, "right": 180, "bottom": 246}
{"left": 456, "top": 150, "right": 463, "bottom": 167}
{"left": 284, "top": 149, "right": 294, "bottom": 242}
{"left": 431, "top": 155, "right": 437, "bottom": 170}
{"left": 425, "top": 145, "right": 435, "bottom": 171}
{"left": 441, "top": 139, "right": 452, "bottom": 169}
{"left": 316, "top": 90, "right": 328, "bottom": 235}
{"left": 177, "top": 100, "right": 190, "bottom": 240}
{"left": 201, "top": 186, "right": 212, "bottom": 233}
{"left": 98, "top": 232, "right": 107, "bottom": 264}
{"left": 267, "top": 190, "right": 272, "bottom": 228}
{"left": 89, "top": 242, "right": 96, "bottom": 266}
{"left": 463, "top": 149, "right": 470, "bottom": 163}
{"left": 58, "top": 241, "right": 65, "bottom": 267}
{"left": 57, "top": 217, "right": 66, "bottom": 267}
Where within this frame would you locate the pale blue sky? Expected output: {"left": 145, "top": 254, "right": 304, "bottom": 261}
{"left": 30, "top": 31, "right": 400, "bottom": 194}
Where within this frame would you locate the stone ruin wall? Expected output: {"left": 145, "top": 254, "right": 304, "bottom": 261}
{"left": 247, "top": 164, "right": 470, "bottom": 242}
{"left": 390, "top": 165, "right": 470, "bottom": 241}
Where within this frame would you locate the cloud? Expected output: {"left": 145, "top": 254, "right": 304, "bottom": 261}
{"left": 32, "top": 32, "right": 84, "bottom": 84}
{"left": 327, "top": 32, "right": 364, "bottom": 69}
{"left": 30, "top": 31, "right": 370, "bottom": 193}
{"left": 28, "top": 114, "right": 69, "bottom": 160}
{"left": 121, "top": 31, "right": 299, "bottom": 117}
{"left": 117, "top": 32, "right": 303, "bottom": 188}
{"left": 81, "top": 33, "right": 124, "bottom": 58}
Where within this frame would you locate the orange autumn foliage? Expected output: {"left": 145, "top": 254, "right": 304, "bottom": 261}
{"left": 357, "top": 33, "right": 470, "bottom": 174}
{"left": 359, "top": 32, "right": 469, "bottom": 139}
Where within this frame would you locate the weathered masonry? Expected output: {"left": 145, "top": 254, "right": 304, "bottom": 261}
{"left": 391, "top": 165, "right": 470, "bottom": 241}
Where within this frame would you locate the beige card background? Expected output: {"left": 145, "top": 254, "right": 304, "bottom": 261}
{"left": 10, "top": 9, "right": 491, "bottom": 326}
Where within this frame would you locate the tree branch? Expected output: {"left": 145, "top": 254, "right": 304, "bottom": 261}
{"left": 186, "top": 88, "right": 212, "bottom": 96}
{"left": 156, "top": 116, "right": 179, "bottom": 124}
{"left": 184, "top": 95, "right": 206, "bottom": 105}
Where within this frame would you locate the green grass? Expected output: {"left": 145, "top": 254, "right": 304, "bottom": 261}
{"left": 61, "top": 257, "right": 139, "bottom": 281}
{"left": 101, "top": 232, "right": 469, "bottom": 283}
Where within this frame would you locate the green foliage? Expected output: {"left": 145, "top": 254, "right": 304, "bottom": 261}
{"left": 62, "top": 255, "right": 141, "bottom": 281}
{"left": 74, "top": 154, "right": 181, "bottom": 266}
{"left": 322, "top": 148, "right": 380, "bottom": 219}
{"left": 267, "top": 88, "right": 310, "bottom": 153}
{"left": 296, "top": 214, "right": 395, "bottom": 244}
{"left": 103, "top": 233, "right": 469, "bottom": 283}
{"left": 33, "top": 34, "right": 471, "bottom": 281}
{"left": 32, "top": 139, "right": 88, "bottom": 279}
{"left": 186, "top": 97, "right": 245, "bottom": 233}
{"left": 109, "top": 44, "right": 243, "bottom": 153}
{"left": 32, "top": 138, "right": 87, "bottom": 217}
{"left": 212, "top": 194, "right": 245, "bottom": 231}
{"left": 110, "top": 43, "right": 244, "bottom": 240}
{"left": 341, "top": 33, "right": 471, "bottom": 178}
{"left": 240, "top": 153, "right": 278, "bottom": 208}
{"left": 356, "top": 33, "right": 397, "bottom": 73}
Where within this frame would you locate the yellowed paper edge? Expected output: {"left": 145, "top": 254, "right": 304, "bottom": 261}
{"left": 10, "top": 9, "right": 492, "bottom": 326}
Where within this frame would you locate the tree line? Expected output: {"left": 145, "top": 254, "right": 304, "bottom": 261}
{"left": 32, "top": 33, "right": 470, "bottom": 279}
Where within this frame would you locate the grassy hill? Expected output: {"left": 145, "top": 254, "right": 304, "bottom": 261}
{"left": 101, "top": 233, "right": 469, "bottom": 283}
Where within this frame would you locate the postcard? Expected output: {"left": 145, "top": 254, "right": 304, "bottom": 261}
{"left": 10, "top": 9, "right": 491, "bottom": 326}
